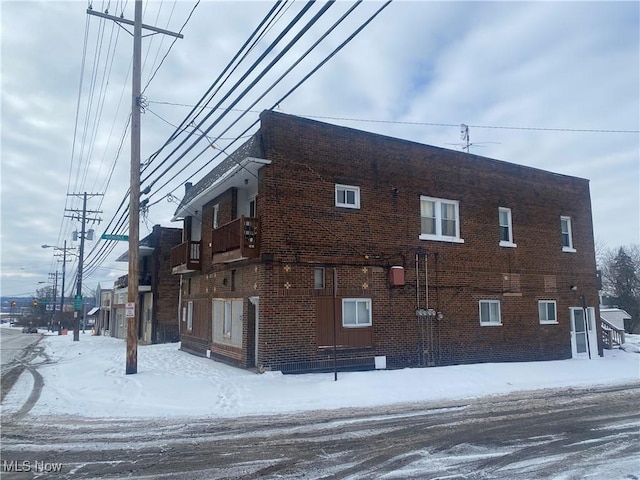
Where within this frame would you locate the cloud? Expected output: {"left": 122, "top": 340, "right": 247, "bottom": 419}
{"left": 1, "top": 1, "right": 638, "bottom": 297}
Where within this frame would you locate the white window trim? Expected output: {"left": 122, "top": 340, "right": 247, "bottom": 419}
{"left": 561, "top": 216, "right": 576, "bottom": 252}
{"left": 538, "top": 300, "right": 558, "bottom": 324}
{"left": 335, "top": 184, "right": 361, "bottom": 209}
{"left": 479, "top": 300, "right": 502, "bottom": 326}
{"left": 499, "top": 207, "right": 517, "bottom": 248}
{"left": 419, "top": 196, "right": 464, "bottom": 243}
{"left": 342, "top": 298, "right": 372, "bottom": 328}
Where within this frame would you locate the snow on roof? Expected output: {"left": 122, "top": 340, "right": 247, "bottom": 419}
{"left": 600, "top": 308, "right": 632, "bottom": 322}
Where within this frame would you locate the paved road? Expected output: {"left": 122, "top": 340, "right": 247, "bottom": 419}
{"left": 0, "top": 328, "right": 43, "bottom": 402}
{"left": 1, "top": 382, "right": 639, "bottom": 479}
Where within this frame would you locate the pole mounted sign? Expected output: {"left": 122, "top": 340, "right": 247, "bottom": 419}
{"left": 74, "top": 294, "right": 83, "bottom": 311}
{"left": 101, "top": 233, "right": 129, "bottom": 241}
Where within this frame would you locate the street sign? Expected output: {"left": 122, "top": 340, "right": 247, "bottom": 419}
{"left": 74, "top": 294, "right": 83, "bottom": 311}
{"left": 101, "top": 233, "right": 129, "bottom": 241}
{"left": 125, "top": 302, "right": 135, "bottom": 318}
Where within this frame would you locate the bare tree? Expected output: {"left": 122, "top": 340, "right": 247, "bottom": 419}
{"left": 599, "top": 244, "right": 640, "bottom": 333}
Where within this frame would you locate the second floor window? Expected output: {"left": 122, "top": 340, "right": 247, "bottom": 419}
{"left": 420, "top": 196, "right": 463, "bottom": 243}
{"left": 212, "top": 204, "right": 219, "bottom": 229}
{"left": 561, "top": 216, "right": 575, "bottom": 252}
{"left": 499, "top": 207, "right": 516, "bottom": 247}
{"left": 335, "top": 184, "right": 360, "bottom": 209}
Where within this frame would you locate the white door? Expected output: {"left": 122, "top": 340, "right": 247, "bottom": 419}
{"left": 570, "top": 307, "right": 597, "bottom": 358}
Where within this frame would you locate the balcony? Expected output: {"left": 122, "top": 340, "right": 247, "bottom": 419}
{"left": 170, "top": 240, "right": 201, "bottom": 274}
{"left": 212, "top": 216, "right": 260, "bottom": 264}
{"left": 114, "top": 273, "right": 153, "bottom": 292}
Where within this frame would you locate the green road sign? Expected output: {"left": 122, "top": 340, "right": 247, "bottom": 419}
{"left": 101, "top": 233, "right": 129, "bottom": 241}
{"left": 74, "top": 294, "right": 83, "bottom": 311}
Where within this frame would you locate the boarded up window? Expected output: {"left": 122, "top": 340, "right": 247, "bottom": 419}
{"left": 316, "top": 297, "right": 373, "bottom": 348}
{"left": 502, "top": 273, "right": 521, "bottom": 293}
{"left": 212, "top": 299, "right": 243, "bottom": 347}
{"left": 544, "top": 275, "right": 557, "bottom": 294}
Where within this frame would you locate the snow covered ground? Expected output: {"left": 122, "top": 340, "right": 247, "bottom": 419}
{"left": 2, "top": 326, "right": 639, "bottom": 420}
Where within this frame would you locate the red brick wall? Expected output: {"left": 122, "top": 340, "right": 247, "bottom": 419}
{"left": 180, "top": 111, "right": 600, "bottom": 372}
{"left": 252, "top": 112, "right": 599, "bottom": 370}
{"left": 153, "top": 227, "right": 182, "bottom": 343}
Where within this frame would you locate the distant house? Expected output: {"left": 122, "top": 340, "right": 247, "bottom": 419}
{"left": 170, "top": 111, "right": 601, "bottom": 373}
{"left": 112, "top": 225, "right": 182, "bottom": 343}
{"left": 600, "top": 308, "right": 632, "bottom": 332}
{"left": 94, "top": 285, "right": 112, "bottom": 336}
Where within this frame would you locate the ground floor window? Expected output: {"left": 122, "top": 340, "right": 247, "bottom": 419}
{"left": 185, "top": 301, "right": 193, "bottom": 331}
{"left": 213, "top": 299, "right": 243, "bottom": 346}
{"left": 538, "top": 300, "right": 558, "bottom": 324}
{"left": 479, "top": 300, "right": 501, "bottom": 325}
{"left": 342, "top": 298, "right": 372, "bottom": 327}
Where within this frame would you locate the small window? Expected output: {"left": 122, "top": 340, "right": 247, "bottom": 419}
{"left": 561, "top": 216, "right": 576, "bottom": 252}
{"left": 249, "top": 197, "right": 257, "bottom": 217}
{"left": 186, "top": 301, "right": 193, "bottom": 331}
{"left": 479, "top": 300, "right": 501, "bottom": 325}
{"left": 538, "top": 300, "right": 557, "bottom": 324}
{"left": 212, "top": 204, "right": 219, "bottom": 229}
{"left": 420, "top": 196, "right": 464, "bottom": 243}
{"left": 335, "top": 184, "right": 360, "bottom": 209}
{"left": 314, "top": 267, "right": 325, "bottom": 289}
{"left": 342, "top": 298, "right": 372, "bottom": 327}
{"left": 499, "top": 207, "right": 517, "bottom": 247}
{"left": 231, "top": 270, "right": 237, "bottom": 291}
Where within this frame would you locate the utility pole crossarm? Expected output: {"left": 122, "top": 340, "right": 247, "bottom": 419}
{"left": 86, "top": 9, "right": 184, "bottom": 38}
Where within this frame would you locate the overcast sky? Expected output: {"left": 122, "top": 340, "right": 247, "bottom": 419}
{"left": 1, "top": 1, "right": 638, "bottom": 299}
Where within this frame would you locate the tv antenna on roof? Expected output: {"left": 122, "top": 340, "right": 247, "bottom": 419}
{"left": 446, "top": 124, "right": 500, "bottom": 153}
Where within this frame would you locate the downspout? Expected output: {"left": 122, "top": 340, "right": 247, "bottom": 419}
{"left": 416, "top": 254, "right": 423, "bottom": 366}
{"left": 178, "top": 274, "right": 183, "bottom": 344}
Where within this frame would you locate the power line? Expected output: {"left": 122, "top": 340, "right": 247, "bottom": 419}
{"left": 147, "top": 101, "right": 639, "bottom": 134}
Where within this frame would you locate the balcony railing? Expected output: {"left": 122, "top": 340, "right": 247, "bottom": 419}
{"left": 114, "top": 274, "right": 153, "bottom": 289}
{"left": 212, "top": 216, "right": 260, "bottom": 264}
{"left": 170, "top": 240, "right": 201, "bottom": 274}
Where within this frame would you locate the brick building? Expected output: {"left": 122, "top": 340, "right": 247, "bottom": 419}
{"left": 113, "top": 224, "right": 182, "bottom": 344}
{"left": 170, "top": 111, "right": 601, "bottom": 373}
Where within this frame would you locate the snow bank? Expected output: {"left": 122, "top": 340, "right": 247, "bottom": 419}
{"left": 2, "top": 330, "right": 639, "bottom": 420}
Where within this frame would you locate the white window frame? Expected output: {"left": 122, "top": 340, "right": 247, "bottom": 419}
{"left": 342, "top": 298, "right": 372, "bottom": 327}
{"left": 314, "top": 267, "right": 325, "bottom": 289}
{"left": 186, "top": 301, "right": 193, "bottom": 331}
{"left": 335, "top": 184, "right": 360, "bottom": 209}
{"left": 538, "top": 300, "right": 558, "bottom": 324}
{"left": 499, "top": 207, "right": 517, "bottom": 247}
{"left": 479, "top": 300, "right": 502, "bottom": 326}
{"left": 419, "top": 196, "right": 464, "bottom": 243}
{"left": 561, "top": 216, "right": 576, "bottom": 252}
{"left": 212, "top": 204, "right": 219, "bottom": 229}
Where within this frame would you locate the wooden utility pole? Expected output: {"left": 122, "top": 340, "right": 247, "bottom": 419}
{"left": 88, "top": 1, "right": 182, "bottom": 374}
{"left": 65, "top": 193, "right": 102, "bottom": 341}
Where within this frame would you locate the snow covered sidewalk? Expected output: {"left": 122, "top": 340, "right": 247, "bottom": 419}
{"left": 2, "top": 330, "right": 639, "bottom": 419}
